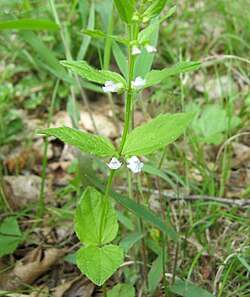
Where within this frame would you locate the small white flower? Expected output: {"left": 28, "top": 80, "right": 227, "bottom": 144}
{"left": 107, "top": 157, "right": 122, "bottom": 170}
{"left": 146, "top": 44, "right": 157, "bottom": 54}
{"left": 132, "top": 46, "right": 141, "bottom": 56}
{"left": 103, "top": 81, "right": 118, "bottom": 93}
{"left": 127, "top": 156, "right": 144, "bottom": 173}
{"left": 131, "top": 76, "right": 146, "bottom": 90}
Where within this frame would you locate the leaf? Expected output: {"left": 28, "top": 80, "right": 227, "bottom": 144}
{"left": 112, "top": 42, "right": 128, "bottom": 78}
{"left": 144, "top": 61, "right": 201, "bottom": 88}
{"left": 189, "top": 105, "right": 241, "bottom": 145}
{"left": 143, "top": 164, "right": 177, "bottom": 191}
{"left": 143, "top": 0, "right": 168, "bottom": 20}
{"left": 0, "top": 218, "right": 23, "bottom": 256}
{"left": 76, "top": 244, "right": 124, "bottom": 286}
{"left": 134, "top": 17, "right": 159, "bottom": 78}
{"left": 148, "top": 253, "right": 164, "bottom": 295}
{"left": 77, "top": 1, "right": 95, "bottom": 60}
{"left": 122, "top": 113, "right": 195, "bottom": 156}
{"left": 82, "top": 29, "right": 129, "bottom": 45}
{"left": 38, "top": 126, "right": 116, "bottom": 157}
{"left": 138, "top": 6, "right": 176, "bottom": 44}
{"left": 75, "top": 187, "right": 119, "bottom": 245}
{"left": 114, "top": 0, "right": 135, "bottom": 24}
{"left": 91, "top": 179, "right": 177, "bottom": 239}
{"left": 107, "top": 284, "right": 135, "bottom": 297}
{"left": 171, "top": 280, "right": 215, "bottom": 297}
{"left": 0, "top": 19, "right": 59, "bottom": 30}
{"left": 119, "top": 232, "right": 145, "bottom": 253}
{"left": 60, "top": 60, "right": 126, "bottom": 86}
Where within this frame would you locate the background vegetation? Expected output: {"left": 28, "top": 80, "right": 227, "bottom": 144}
{"left": 0, "top": 0, "right": 249, "bottom": 296}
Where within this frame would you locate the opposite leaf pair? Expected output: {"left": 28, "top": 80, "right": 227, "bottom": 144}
{"left": 75, "top": 187, "right": 124, "bottom": 286}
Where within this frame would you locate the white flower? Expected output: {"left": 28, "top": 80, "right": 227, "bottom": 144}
{"left": 146, "top": 44, "right": 157, "bottom": 54}
{"left": 132, "top": 46, "right": 141, "bottom": 56}
{"left": 107, "top": 157, "right": 122, "bottom": 170}
{"left": 103, "top": 81, "right": 119, "bottom": 93}
{"left": 131, "top": 76, "right": 146, "bottom": 90}
{"left": 127, "top": 156, "right": 144, "bottom": 173}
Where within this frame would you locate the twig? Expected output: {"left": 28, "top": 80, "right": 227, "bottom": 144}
{"left": 115, "top": 186, "right": 250, "bottom": 206}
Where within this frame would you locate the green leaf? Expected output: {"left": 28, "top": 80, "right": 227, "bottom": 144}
{"left": 38, "top": 127, "right": 116, "bottom": 157}
{"left": 171, "top": 280, "right": 215, "bottom": 297}
{"left": 112, "top": 42, "right": 128, "bottom": 78}
{"left": 148, "top": 253, "right": 164, "bottom": 295}
{"left": 114, "top": 0, "right": 135, "bottom": 24}
{"left": 119, "top": 232, "right": 145, "bottom": 253}
{"left": 77, "top": 1, "right": 95, "bottom": 60}
{"left": 138, "top": 6, "right": 176, "bottom": 44}
{"left": 60, "top": 60, "right": 126, "bottom": 86}
{"left": 92, "top": 179, "right": 177, "bottom": 239}
{"left": 107, "top": 284, "right": 135, "bottom": 297}
{"left": 122, "top": 113, "right": 194, "bottom": 156}
{"left": 144, "top": 61, "right": 201, "bottom": 88}
{"left": 143, "top": 0, "right": 168, "bottom": 20}
{"left": 0, "top": 218, "right": 23, "bottom": 256}
{"left": 75, "top": 187, "right": 118, "bottom": 245}
{"left": 134, "top": 17, "right": 159, "bottom": 78}
{"left": 82, "top": 29, "right": 129, "bottom": 45}
{"left": 76, "top": 244, "right": 124, "bottom": 286}
{"left": 0, "top": 19, "right": 59, "bottom": 30}
{"left": 143, "top": 164, "right": 177, "bottom": 191}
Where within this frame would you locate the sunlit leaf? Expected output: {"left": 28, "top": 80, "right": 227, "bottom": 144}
{"left": 122, "top": 113, "right": 195, "bottom": 156}
{"left": 77, "top": 244, "right": 124, "bottom": 286}
{"left": 60, "top": 60, "right": 126, "bottom": 86}
{"left": 38, "top": 127, "right": 117, "bottom": 157}
{"left": 75, "top": 187, "right": 119, "bottom": 245}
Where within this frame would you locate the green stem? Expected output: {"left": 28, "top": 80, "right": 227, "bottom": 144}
{"left": 102, "top": 282, "right": 107, "bottom": 297}
{"left": 37, "top": 79, "right": 60, "bottom": 218}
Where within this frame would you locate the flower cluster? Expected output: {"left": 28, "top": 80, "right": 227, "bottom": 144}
{"left": 132, "top": 44, "right": 157, "bottom": 56}
{"left": 107, "top": 156, "right": 144, "bottom": 174}
{"left": 103, "top": 76, "right": 146, "bottom": 93}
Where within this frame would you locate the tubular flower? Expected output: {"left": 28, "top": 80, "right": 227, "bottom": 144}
{"left": 107, "top": 157, "right": 122, "bottom": 170}
{"left": 132, "top": 46, "right": 141, "bottom": 56}
{"left": 131, "top": 76, "right": 146, "bottom": 90}
{"left": 127, "top": 156, "right": 144, "bottom": 173}
{"left": 146, "top": 44, "right": 157, "bottom": 54}
{"left": 102, "top": 81, "right": 119, "bottom": 93}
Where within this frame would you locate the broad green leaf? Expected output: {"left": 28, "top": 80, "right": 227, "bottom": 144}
{"left": 38, "top": 127, "right": 116, "bottom": 157}
{"left": 0, "top": 218, "right": 23, "bottom": 256}
{"left": 171, "top": 280, "right": 215, "bottom": 297}
{"left": 138, "top": 6, "right": 176, "bottom": 44}
{"left": 122, "top": 113, "right": 195, "bottom": 156}
{"left": 82, "top": 29, "right": 129, "bottom": 45}
{"left": 114, "top": 0, "right": 135, "bottom": 24}
{"left": 0, "top": 19, "right": 59, "bottom": 30}
{"left": 107, "top": 284, "right": 135, "bottom": 297}
{"left": 75, "top": 187, "right": 118, "bottom": 245}
{"left": 148, "top": 253, "right": 164, "bottom": 295}
{"left": 119, "top": 232, "right": 145, "bottom": 253}
{"left": 143, "top": 0, "right": 168, "bottom": 21}
{"left": 60, "top": 60, "right": 126, "bottom": 86}
{"left": 92, "top": 179, "right": 177, "bottom": 239}
{"left": 76, "top": 244, "right": 124, "bottom": 286}
{"left": 144, "top": 61, "right": 201, "bottom": 88}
